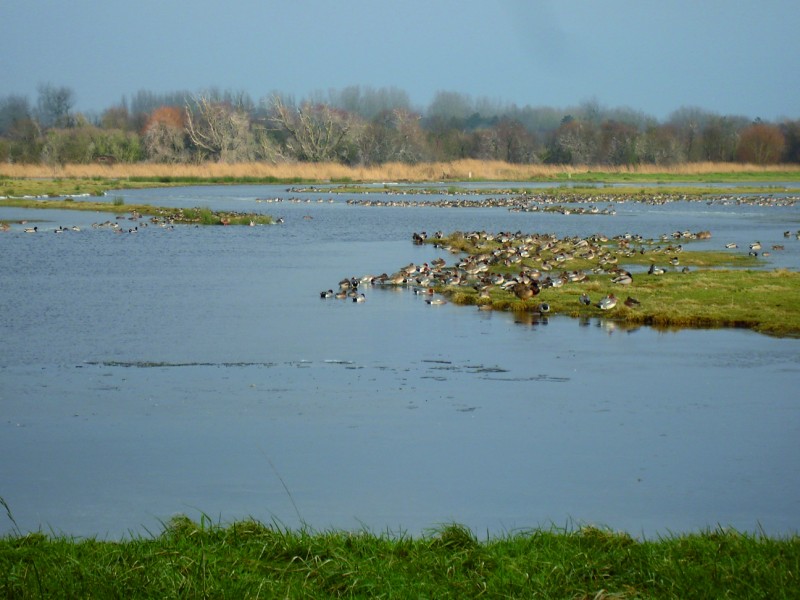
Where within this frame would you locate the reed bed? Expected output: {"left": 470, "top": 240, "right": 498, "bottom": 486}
{"left": 2, "top": 160, "right": 798, "bottom": 182}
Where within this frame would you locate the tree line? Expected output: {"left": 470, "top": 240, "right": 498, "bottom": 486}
{"left": 1, "top": 83, "right": 797, "bottom": 167}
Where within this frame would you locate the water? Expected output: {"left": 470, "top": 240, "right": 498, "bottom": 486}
{"left": 1, "top": 185, "right": 799, "bottom": 539}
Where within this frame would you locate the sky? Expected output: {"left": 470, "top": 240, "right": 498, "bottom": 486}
{"left": 3, "top": 0, "right": 799, "bottom": 122}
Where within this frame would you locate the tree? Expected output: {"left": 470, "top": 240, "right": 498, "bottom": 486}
{"left": 269, "top": 96, "right": 353, "bottom": 163}
{"left": 185, "top": 96, "right": 255, "bottom": 162}
{"left": 736, "top": 123, "right": 785, "bottom": 164}
{"left": 546, "top": 119, "right": 598, "bottom": 164}
{"left": 143, "top": 106, "right": 188, "bottom": 163}
{"left": 598, "top": 120, "right": 639, "bottom": 165}
{"left": 36, "top": 83, "right": 75, "bottom": 128}
{"left": 780, "top": 120, "right": 800, "bottom": 163}
{"left": 639, "top": 124, "right": 685, "bottom": 165}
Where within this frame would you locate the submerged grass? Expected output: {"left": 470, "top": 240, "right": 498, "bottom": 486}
{"left": 1, "top": 517, "right": 797, "bottom": 598}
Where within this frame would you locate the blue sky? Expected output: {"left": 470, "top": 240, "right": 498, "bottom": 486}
{"left": 3, "top": 0, "right": 798, "bottom": 121}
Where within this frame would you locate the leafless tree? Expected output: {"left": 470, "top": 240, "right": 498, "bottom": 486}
{"left": 269, "top": 96, "right": 352, "bottom": 162}
{"left": 185, "top": 95, "right": 254, "bottom": 162}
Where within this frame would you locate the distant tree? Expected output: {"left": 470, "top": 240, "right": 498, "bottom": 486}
{"left": 699, "top": 116, "right": 746, "bottom": 162}
{"left": 736, "top": 123, "right": 785, "bottom": 164}
{"left": 327, "top": 85, "right": 412, "bottom": 120}
{"left": 143, "top": 106, "right": 189, "bottom": 163}
{"left": 0, "top": 94, "right": 32, "bottom": 135}
{"left": 547, "top": 119, "right": 598, "bottom": 164}
{"left": 638, "top": 124, "right": 686, "bottom": 165}
{"left": 100, "top": 105, "right": 132, "bottom": 131}
{"left": 269, "top": 96, "right": 353, "bottom": 163}
{"left": 598, "top": 120, "right": 640, "bottom": 165}
{"left": 426, "top": 91, "right": 474, "bottom": 123}
{"left": 36, "top": 83, "right": 75, "bottom": 128}
{"left": 185, "top": 96, "right": 255, "bottom": 162}
{"left": 780, "top": 120, "right": 800, "bottom": 163}
{"left": 356, "top": 108, "right": 428, "bottom": 165}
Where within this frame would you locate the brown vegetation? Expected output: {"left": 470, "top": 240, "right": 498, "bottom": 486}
{"left": 1, "top": 160, "right": 796, "bottom": 183}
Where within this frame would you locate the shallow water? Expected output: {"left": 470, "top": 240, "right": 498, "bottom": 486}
{"left": 1, "top": 185, "right": 799, "bottom": 539}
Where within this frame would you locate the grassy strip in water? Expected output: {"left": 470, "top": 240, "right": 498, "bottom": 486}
{"left": 1, "top": 518, "right": 797, "bottom": 598}
{"left": 448, "top": 269, "right": 800, "bottom": 337}
{"left": 0, "top": 198, "right": 272, "bottom": 226}
{"left": 416, "top": 232, "right": 799, "bottom": 337}
{"left": 301, "top": 183, "right": 799, "bottom": 197}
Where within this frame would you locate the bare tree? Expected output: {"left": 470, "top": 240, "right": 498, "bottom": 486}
{"left": 185, "top": 95, "right": 254, "bottom": 162}
{"left": 36, "top": 83, "right": 75, "bottom": 128}
{"left": 269, "top": 96, "right": 352, "bottom": 162}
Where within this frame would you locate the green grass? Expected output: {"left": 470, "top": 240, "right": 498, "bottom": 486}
{"left": 0, "top": 198, "right": 273, "bottom": 226}
{"left": 416, "top": 232, "right": 800, "bottom": 337}
{"left": 1, "top": 518, "right": 797, "bottom": 598}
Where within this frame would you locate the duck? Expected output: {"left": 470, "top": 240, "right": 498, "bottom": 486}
{"left": 725, "top": 243, "right": 738, "bottom": 249}
{"left": 749, "top": 241, "right": 762, "bottom": 251}
{"left": 320, "top": 289, "right": 334, "bottom": 299}
{"left": 537, "top": 302, "right": 551, "bottom": 313}
{"left": 334, "top": 291, "right": 348, "bottom": 300}
{"left": 624, "top": 296, "right": 641, "bottom": 307}
{"left": 597, "top": 294, "right": 618, "bottom": 310}
{"left": 24, "top": 226, "right": 38, "bottom": 233}
{"left": 352, "top": 293, "right": 366, "bottom": 303}
{"left": 425, "top": 297, "right": 447, "bottom": 306}
{"left": 648, "top": 263, "right": 665, "bottom": 275}
{"left": 579, "top": 293, "right": 592, "bottom": 306}
{"left": 611, "top": 271, "right": 633, "bottom": 285}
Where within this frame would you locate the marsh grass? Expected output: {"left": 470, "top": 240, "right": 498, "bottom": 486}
{"left": 1, "top": 517, "right": 797, "bottom": 598}
{"left": 0, "top": 198, "right": 273, "bottom": 226}
{"left": 2, "top": 160, "right": 799, "bottom": 185}
{"left": 445, "top": 269, "right": 800, "bottom": 337}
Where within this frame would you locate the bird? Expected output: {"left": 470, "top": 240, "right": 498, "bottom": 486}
{"left": 537, "top": 302, "right": 551, "bottom": 313}
{"left": 24, "top": 226, "right": 38, "bottom": 233}
{"left": 579, "top": 293, "right": 591, "bottom": 306}
{"left": 648, "top": 263, "right": 665, "bottom": 275}
{"left": 353, "top": 293, "right": 366, "bottom": 303}
{"left": 320, "top": 290, "right": 334, "bottom": 299}
{"left": 624, "top": 296, "right": 641, "bottom": 307}
{"left": 425, "top": 298, "right": 446, "bottom": 305}
{"left": 597, "top": 294, "right": 618, "bottom": 310}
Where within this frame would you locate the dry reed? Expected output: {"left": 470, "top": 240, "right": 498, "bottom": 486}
{"left": 1, "top": 160, "right": 794, "bottom": 182}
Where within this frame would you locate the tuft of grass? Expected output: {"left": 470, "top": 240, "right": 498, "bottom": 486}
{"left": 0, "top": 518, "right": 797, "bottom": 598}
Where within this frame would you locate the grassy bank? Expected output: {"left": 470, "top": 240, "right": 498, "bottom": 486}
{"left": 370, "top": 231, "right": 800, "bottom": 337}
{"left": 0, "top": 197, "right": 273, "bottom": 226}
{"left": 1, "top": 518, "right": 797, "bottom": 598}
{"left": 2, "top": 160, "right": 800, "bottom": 194}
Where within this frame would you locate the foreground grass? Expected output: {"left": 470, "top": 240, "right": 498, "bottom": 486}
{"left": 0, "top": 198, "right": 272, "bottom": 226}
{"left": 1, "top": 518, "right": 797, "bottom": 598}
